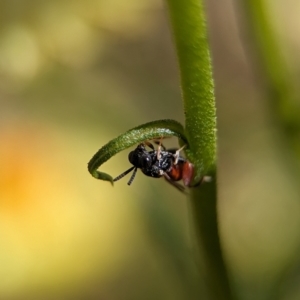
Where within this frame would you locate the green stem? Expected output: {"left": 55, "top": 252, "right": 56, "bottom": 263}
{"left": 240, "top": 2, "right": 300, "bottom": 298}
{"left": 166, "top": 0, "right": 216, "bottom": 181}
{"left": 165, "top": 0, "right": 235, "bottom": 299}
{"left": 190, "top": 171, "right": 235, "bottom": 300}
{"left": 241, "top": 0, "right": 300, "bottom": 157}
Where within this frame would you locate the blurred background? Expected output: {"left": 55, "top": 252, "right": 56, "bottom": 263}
{"left": 1, "top": 0, "right": 300, "bottom": 299}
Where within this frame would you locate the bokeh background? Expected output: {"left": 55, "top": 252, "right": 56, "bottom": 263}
{"left": 1, "top": 0, "right": 300, "bottom": 299}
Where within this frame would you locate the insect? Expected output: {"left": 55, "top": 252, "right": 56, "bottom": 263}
{"left": 113, "top": 139, "right": 194, "bottom": 192}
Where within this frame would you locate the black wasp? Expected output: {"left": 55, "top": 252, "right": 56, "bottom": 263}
{"left": 113, "top": 139, "right": 194, "bottom": 192}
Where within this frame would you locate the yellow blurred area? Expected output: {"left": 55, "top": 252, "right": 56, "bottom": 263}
{"left": 0, "top": 120, "right": 142, "bottom": 298}
{"left": 0, "top": 116, "right": 193, "bottom": 299}
{"left": 1, "top": 0, "right": 300, "bottom": 299}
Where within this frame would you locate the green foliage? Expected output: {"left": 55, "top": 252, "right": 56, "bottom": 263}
{"left": 88, "top": 0, "right": 300, "bottom": 299}
{"left": 88, "top": 119, "right": 187, "bottom": 183}
{"left": 88, "top": 0, "right": 231, "bottom": 299}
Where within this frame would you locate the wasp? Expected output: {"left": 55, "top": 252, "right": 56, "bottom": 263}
{"left": 113, "top": 139, "right": 195, "bottom": 192}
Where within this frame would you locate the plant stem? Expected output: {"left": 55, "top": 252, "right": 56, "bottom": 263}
{"left": 165, "top": 0, "right": 216, "bottom": 181}
{"left": 165, "top": 0, "right": 235, "bottom": 299}
{"left": 190, "top": 170, "right": 234, "bottom": 300}
{"left": 240, "top": 0, "right": 300, "bottom": 158}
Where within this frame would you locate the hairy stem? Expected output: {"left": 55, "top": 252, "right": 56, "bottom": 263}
{"left": 165, "top": 0, "right": 235, "bottom": 299}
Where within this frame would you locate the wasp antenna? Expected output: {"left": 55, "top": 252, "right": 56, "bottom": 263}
{"left": 127, "top": 167, "right": 138, "bottom": 185}
{"left": 113, "top": 166, "right": 135, "bottom": 182}
{"left": 155, "top": 137, "right": 165, "bottom": 160}
{"left": 144, "top": 141, "right": 155, "bottom": 150}
{"left": 153, "top": 137, "right": 166, "bottom": 151}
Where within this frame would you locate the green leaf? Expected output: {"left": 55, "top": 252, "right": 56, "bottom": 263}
{"left": 88, "top": 119, "right": 187, "bottom": 184}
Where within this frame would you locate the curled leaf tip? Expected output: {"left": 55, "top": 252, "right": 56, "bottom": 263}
{"left": 88, "top": 167, "right": 114, "bottom": 185}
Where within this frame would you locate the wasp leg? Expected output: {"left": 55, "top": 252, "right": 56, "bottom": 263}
{"left": 113, "top": 166, "right": 135, "bottom": 182}
{"left": 144, "top": 141, "right": 155, "bottom": 150}
{"left": 173, "top": 145, "right": 186, "bottom": 165}
{"left": 163, "top": 173, "right": 186, "bottom": 194}
{"left": 153, "top": 138, "right": 166, "bottom": 151}
{"left": 153, "top": 137, "right": 166, "bottom": 160}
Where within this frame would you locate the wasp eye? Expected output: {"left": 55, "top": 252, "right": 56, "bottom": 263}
{"left": 128, "top": 151, "right": 136, "bottom": 165}
{"left": 141, "top": 156, "right": 152, "bottom": 168}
